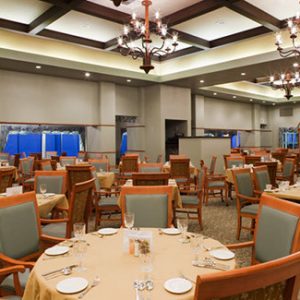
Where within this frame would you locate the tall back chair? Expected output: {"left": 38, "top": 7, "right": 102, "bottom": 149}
{"left": 208, "top": 156, "right": 216, "bottom": 175}
{"left": 254, "top": 161, "right": 277, "bottom": 187}
{"left": 120, "top": 155, "right": 139, "bottom": 173}
{"left": 253, "top": 165, "right": 271, "bottom": 192}
{"left": 59, "top": 156, "right": 76, "bottom": 167}
{"left": 244, "top": 155, "right": 261, "bottom": 165}
{"left": 170, "top": 158, "right": 190, "bottom": 189}
{"left": 88, "top": 159, "right": 109, "bottom": 172}
{"left": 138, "top": 163, "right": 163, "bottom": 173}
{"left": 193, "top": 251, "right": 300, "bottom": 300}
{"left": 277, "top": 158, "right": 296, "bottom": 184}
{"left": 226, "top": 156, "right": 245, "bottom": 169}
{"left": 29, "top": 153, "right": 42, "bottom": 161}
{"left": 66, "top": 165, "right": 92, "bottom": 195}
{"left": 41, "top": 178, "right": 95, "bottom": 239}
{"left": 271, "top": 151, "right": 286, "bottom": 163}
{"left": 0, "top": 169, "right": 14, "bottom": 193}
{"left": 132, "top": 172, "right": 170, "bottom": 186}
{"left": 231, "top": 168, "right": 260, "bottom": 239}
{"left": 19, "top": 158, "right": 34, "bottom": 179}
{"left": 35, "top": 159, "right": 53, "bottom": 171}
{"left": 120, "top": 186, "right": 173, "bottom": 228}
{"left": 8, "top": 154, "right": 20, "bottom": 168}
{"left": 34, "top": 170, "right": 67, "bottom": 194}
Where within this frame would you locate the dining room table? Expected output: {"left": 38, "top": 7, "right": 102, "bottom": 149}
{"left": 36, "top": 193, "right": 69, "bottom": 218}
{"left": 0, "top": 165, "right": 18, "bottom": 180}
{"left": 22, "top": 228, "right": 236, "bottom": 300}
{"left": 264, "top": 184, "right": 300, "bottom": 202}
{"left": 163, "top": 161, "right": 199, "bottom": 178}
{"left": 96, "top": 171, "right": 115, "bottom": 190}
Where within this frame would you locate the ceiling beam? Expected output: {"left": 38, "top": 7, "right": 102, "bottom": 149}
{"left": 174, "top": 30, "right": 210, "bottom": 49}
{"left": 159, "top": 47, "right": 203, "bottom": 61}
{"left": 223, "top": 0, "right": 282, "bottom": 31}
{"left": 0, "top": 18, "right": 28, "bottom": 32}
{"left": 29, "top": 0, "right": 84, "bottom": 35}
{"left": 163, "top": 0, "right": 225, "bottom": 27}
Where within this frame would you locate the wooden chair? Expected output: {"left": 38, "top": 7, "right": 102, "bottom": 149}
{"left": 35, "top": 159, "right": 55, "bottom": 171}
{"left": 138, "top": 163, "right": 163, "bottom": 173}
{"left": 0, "top": 192, "right": 61, "bottom": 296}
{"left": 193, "top": 251, "right": 300, "bottom": 300}
{"left": 0, "top": 169, "right": 14, "bottom": 193}
{"left": 41, "top": 178, "right": 95, "bottom": 239}
{"left": 66, "top": 165, "right": 93, "bottom": 195}
{"left": 88, "top": 159, "right": 109, "bottom": 172}
{"left": 119, "top": 155, "right": 139, "bottom": 184}
{"left": 34, "top": 170, "right": 67, "bottom": 195}
{"left": 132, "top": 172, "right": 169, "bottom": 186}
{"left": 254, "top": 161, "right": 278, "bottom": 187}
{"left": 18, "top": 157, "right": 35, "bottom": 191}
{"left": 245, "top": 155, "right": 261, "bottom": 165}
{"left": 45, "top": 151, "right": 57, "bottom": 159}
{"left": 231, "top": 168, "right": 260, "bottom": 240}
{"left": 271, "top": 151, "right": 285, "bottom": 164}
{"left": 170, "top": 158, "right": 191, "bottom": 190}
{"left": 276, "top": 158, "right": 296, "bottom": 185}
{"left": 77, "top": 151, "right": 87, "bottom": 161}
{"left": 59, "top": 156, "right": 76, "bottom": 167}
{"left": 0, "top": 265, "right": 24, "bottom": 299}
{"left": 120, "top": 186, "right": 173, "bottom": 228}
{"left": 226, "top": 156, "right": 245, "bottom": 169}
{"left": 177, "top": 166, "right": 206, "bottom": 228}
{"left": 29, "top": 153, "right": 42, "bottom": 161}
{"left": 208, "top": 156, "right": 216, "bottom": 175}
{"left": 253, "top": 165, "right": 272, "bottom": 193}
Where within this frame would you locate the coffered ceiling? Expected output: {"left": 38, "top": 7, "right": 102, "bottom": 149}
{"left": 0, "top": 0, "right": 299, "bottom": 104}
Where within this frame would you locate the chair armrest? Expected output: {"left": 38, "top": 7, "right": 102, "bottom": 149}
{"left": 226, "top": 240, "right": 255, "bottom": 250}
{"left": 0, "top": 253, "right": 35, "bottom": 269}
{"left": 237, "top": 193, "right": 260, "bottom": 203}
{"left": 207, "top": 174, "right": 226, "bottom": 180}
{"left": 40, "top": 234, "right": 66, "bottom": 244}
{"left": 0, "top": 265, "right": 25, "bottom": 276}
{"left": 40, "top": 218, "right": 69, "bottom": 224}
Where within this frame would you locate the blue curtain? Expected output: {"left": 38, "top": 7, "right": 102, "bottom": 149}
{"left": 4, "top": 133, "right": 19, "bottom": 155}
{"left": 120, "top": 132, "right": 127, "bottom": 155}
{"left": 45, "top": 133, "right": 62, "bottom": 155}
{"left": 61, "top": 133, "right": 80, "bottom": 156}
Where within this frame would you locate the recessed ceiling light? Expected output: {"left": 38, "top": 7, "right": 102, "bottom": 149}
{"left": 293, "top": 62, "right": 299, "bottom": 68}
{"left": 232, "top": 96, "right": 237, "bottom": 99}
{"left": 127, "top": 79, "right": 132, "bottom": 83}
{"left": 263, "top": 101, "right": 266, "bottom": 103}
{"left": 249, "top": 99, "right": 253, "bottom": 102}
{"left": 241, "top": 72, "right": 246, "bottom": 76}
{"left": 85, "top": 72, "right": 90, "bottom": 77}
{"left": 213, "top": 92, "right": 217, "bottom": 96}
{"left": 199, "top": 79, "right": 204, "bottom": 83}
{"left": 35, "top": 65, "right": 41, "bottom": 69}
{"left": 272, "top": 103, "right": 276, "bottom": 106}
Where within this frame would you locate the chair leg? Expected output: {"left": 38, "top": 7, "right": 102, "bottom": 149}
{"left": 224, "top": 188, "right": 229, "bottom": 206}
{"left": 236, "top": 216, "right": 241, "bottom": 240}
{"left": 197, "top": 209, "right": 203, "bottom": 230}
{"left": 205, "top": 190, "right": 209, "bottom": 206}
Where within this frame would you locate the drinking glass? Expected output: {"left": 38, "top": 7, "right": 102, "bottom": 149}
{"left": 74, "top": 240, "right": 88, "bottom": 272}
{"left": 266, "top": 184, "right": 272, "bottom": 191}
{"left": 40, "top": 183, "right": 47, "bottom": 198}
{"left": 73, "top": 222, "right": 86, "bottom": 241}
{"left": 124, "top": 212, "right": 135, "bottom": 230}
{"left": 177, "top": 217, "right": 189, "bottom": 243}
{"left": 190, "top": 236, "right": 203, "bottom": 264}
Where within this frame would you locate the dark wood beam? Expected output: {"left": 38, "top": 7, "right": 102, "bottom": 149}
{"left": 159, "top": 47, "right": 203, "bottom": 61}
{"left": 29, "top": 0, "right": 84, "bottom": 35}
{"left": 210, "top": 26, "right": 270, "bottom": 48}
{"left": 163, "top": 0, "right": 225, "bottom": 27}
{"left": 224, "top": 0, "right": 281, "bottom": 31}
{"left": 174, "top": 30, "right": 210, "bottom": 49}
{"left": 0, "top": 18, "right": 28, "bottom": 32}
{"left": 39, "top": 29, "right": 105, "bottom": 49}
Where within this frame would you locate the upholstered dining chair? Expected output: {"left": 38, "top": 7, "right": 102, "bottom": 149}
{"left": 59, "top": 156, "right": 76, "bottom": 167}
{"left": 254, "top": 161, "right": 278, "bottom": 187}
{"left": 170, "top": 158, "right": 191, "bottom": 190}
{"left": 226, "top": 156, "right": 245, "bottom": 169}
{"left": 0, "top": 169, "right": 14, "bottom": 193}
{"left": 226, "top": 193, "right": 300, "bottom": 265}
{"left": 193, "top": 251, "right": 300, "bottom": 300}
{"left": 38, "top": 160, "right": 53, "bottom": 171}
{"left": 231, "top": 168, "right": 260, "bottom": 240}
{"left": 208, "top": 156, "right": 216, "bottom": 175}
{"left": 0, "top": 192, "right": 62, "bottom": 297}
{"left": 120, "top": 186, "right": 173, "bottom": 228}
{"left": 132, "top": 172, "right": 170, "bottom": 186}
{"left": 138, "top": 163, "right": 163, "bottom": 173}
{"left": 244, "top": 155, "right": 261, "bottom": 165}
{"left": 41, "top": 178, "right": 95, "bottom": 239}
{"left": 253, "top": 165, "right": 271, "bottom": 194}
{"left": 119, "top": 155, "right": 139, "bottom": 184}
{"left": 276, "top": 157, "right": 296, "bottom": 185}
{"left": 34, "top": 170, "right": 67, "bottom": 195}
{"left": 177, "top": 166, "right": 206, "bottom": 228}
{"left": 88, "top": 158, "right": 109, "bottom": 172}
{"left": 18, "top": 157, "right": 35, "bottom": 191}
{"left": 45, "top": 151, "right": 57, "bottom": 159}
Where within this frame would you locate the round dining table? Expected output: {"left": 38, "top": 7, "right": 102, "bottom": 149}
{"left": 23, "top": 228, "right": 236, "bottom": 300}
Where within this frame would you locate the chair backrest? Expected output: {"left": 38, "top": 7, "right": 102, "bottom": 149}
{"left": 245, "top": 155, "right": 261, "bottom": 165}
{"left": 138, "top": 163, "right": 163, "bottom": 173}
{"left": 132, "top": 172, "right": 170, "bottom": 186}
{"left": 38, "top": 160, "right": 53, "bottom": 171}
{"left": 67, "top": 178, "right": 95, "bottom": 238}
{"left": 0, "top": 192, "right": 41, "bottom": 259}
{"left": 34, "top": 170, "right": 67, "bottom": 194}
{"left": 282, "top": 158, "right": 295, "bottom": 179}
{"left": 0, "top": 169, "right": 14, "bottom": 193}
{"left": 170, "top": 158, "right": 190, "bottom": 180}
{"left": 253, "top": 193, "right": 300, "bottom": 264}
{"left": 88, "top": 159, "right": 109, "bottom": 172}
{"left": 77, "top": 151, "right": 87, "bottom": 161}
{"left": 45, "top": 151, "right": 57, "bottom": 159}
{"left": 29, "top": 153, "right": 42, "bottom": 160}
{"left": 231, "top": 168, "right": 254, "bottom": 198}
{"left": 59, "top": 156, "right": 76, "bottom": 167}
{"left": 193, "top": 251, "right": 300, "bottom": 300}
{"left": 0, "top": 153, "right": 9, "bottom": 161}
{"left": 90, "top": 168, "right": 101, "bottom": 192}
{"left": 9, "top": 153, "right": 20, "bottom": 168}
{"left": 66, "top": 165, "right": 92, "bottom": 193}
{"left": 120, "top": 156, "right": 139, "bottom": 173}
{"left": 271, "top": 152, "right": 285, "bottom": 163}
{"left": 19, "top": 157, "right": 34, "bottom": 176}
{"left": 253, "top": 165, "right": 271, "bottom": 192}
{"left": 208, "top": 156, "right": 216, "bottom": 175}
{"left": 120, "top": 186, "right": 173, "bottom": 228}
{"left": 226, "top": 156, "right": 245, "bottom": 169}
{"left": 254, "top": 161, "right": 277, "bottom": 187}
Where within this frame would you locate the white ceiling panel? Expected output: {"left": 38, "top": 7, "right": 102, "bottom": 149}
{"left": 246, "top": 0, "right": 298, "bottom": 20}
{"left": 87, "top": 0, "right": 203, "bottom": 19}
{"left": 47, "top": 11, "right": 123, "bottom": 42}
{"left": 0, "top": 0, "right": 51, "bottom": 24}
{"left": 173, "top": 7, "right": 261, "bottom": 41}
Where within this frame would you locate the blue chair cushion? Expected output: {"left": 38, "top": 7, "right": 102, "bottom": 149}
{"left": 240, "top": 204, "right": 259, "bottom": 215}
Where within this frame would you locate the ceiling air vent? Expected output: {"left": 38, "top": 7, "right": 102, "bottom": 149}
{"left": 279, "top": 107, "right": 293, "bottom": 117}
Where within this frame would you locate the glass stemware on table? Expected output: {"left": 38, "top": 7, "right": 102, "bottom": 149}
{"left": 73, "top": 222, "right": 86, "bottom": 241}
{"left": 124, "top": 212, "right": 135, "bottom": 230}
{"left": 40, "top": 183, "right": 47, "bottom": 198}
{"left": 73, "top": 240, "right": 88, "bottom": 272}
{"left": 176, "top": 217, "right": 189, "bottom": 243}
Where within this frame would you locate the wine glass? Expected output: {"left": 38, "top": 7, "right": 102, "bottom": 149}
{"left": 124, "top": 212, "right": 135, "bottom": 230}
{"left": 40, "top": 183, "right": 47, "bottom": 198}
{"left": 177, "top": 217, "right": 189, "bottom": 243}
{"left": 73, "top": 222, "right": 86, "bottom": 241}
{"left": 190, "top": 236, "right": 203, "bottom": 264}
{"left": 74, "top": 240, "right": 88, "bottom": 272}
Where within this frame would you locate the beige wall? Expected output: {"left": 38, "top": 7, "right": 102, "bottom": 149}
{"left": 115, "top": 85, "right": 140, "bottom": 117}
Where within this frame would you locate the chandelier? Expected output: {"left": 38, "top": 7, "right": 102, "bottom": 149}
{"left": 275, "top": 12, "right": 300, "bottom": 57}
{"left": 117, "top": 0, "right": 178, "bottom": 74}
{"left": 270, "top": 70, "right": 300, "bottom": 100}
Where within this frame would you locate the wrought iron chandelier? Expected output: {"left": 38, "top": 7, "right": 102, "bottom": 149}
{"left": 270, "top": 70, "right": 300, "bottom": 100}
{"left": 117, "top": 0, "right": 178, "bottom": 74}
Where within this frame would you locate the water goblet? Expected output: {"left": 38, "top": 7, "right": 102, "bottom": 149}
{"left": 74, "top": 240, "right": 88, "bottom": 272}
{"left": 190, "top": 236, "right": 203, "bottom": 264}
{"left": 73, "top": 222, "right": 86, "bottom": 241}
{"left": 40, "top": 183, "right": 47, "bottom": 198}
{"left": 124, "top": 212, "right": 135, "bottom": 230}
{"left": 177, "top": 217, "right": 189, "bottom": 243}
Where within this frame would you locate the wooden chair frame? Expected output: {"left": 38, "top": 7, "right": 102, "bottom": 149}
{"left": 170, "top": 158, "right": 191, "bottom": 189}
{"left": 132, "top": 172, "right": 169, "bottom": 186}
{"left": 59, "top": 156, "right": 76, "bottom": 166}
{"left": 208, "top": 156, "right": 216, "bottom": 175}
{"left": 120, "top": 186, "right": 174, "bottom": 228}
{"left": 0, "top": 169, "right": 14, "bottom": 193}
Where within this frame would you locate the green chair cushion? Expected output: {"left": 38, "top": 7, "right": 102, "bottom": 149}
{"left": 181, "top": 195, "right": 198, "bottom": 205}
{"left": 255, "top": 205, "right": 299, "bottom": 263}
{"left": 98, "top": 196, "right": 119, "bottom": 206}
{"left": 91, "top": 162, "right": 107, "bottom": 172}
{"left": 125, "top": 194, "right": 168, "bottom": 228}
{"left": 208, "top": 181, "right": 225, "bottom": 188}
{"left": 175, "top": 178, "right": 188, "bottom": 183}
{"left": 140, "top": 167, "right": 161, "bottom": 173}
{"left": 235, "top": 172, "right": 253, "bottom": 197}
{"left": 255, "top": 171, "right": 270, "bottom": 191}
{"left": 42, "top": 222, "right": 67, "bottom": 238}
{"left": 0, "top": 268, "right": 29, "bottom": 292}
{"left": 2, "top": 296, "right": 22, "bottom": 300}
{"left": 283, "top": 161, "right": 293, "bottom": 177}
{"left": 0, "top": 202, "right": 40, "bottom": 259}
{"left": 240, "top": 204, "right": 259, "bottom": 215}
{"left": 36, "top": 176, "right": 63, "bottom": 194}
